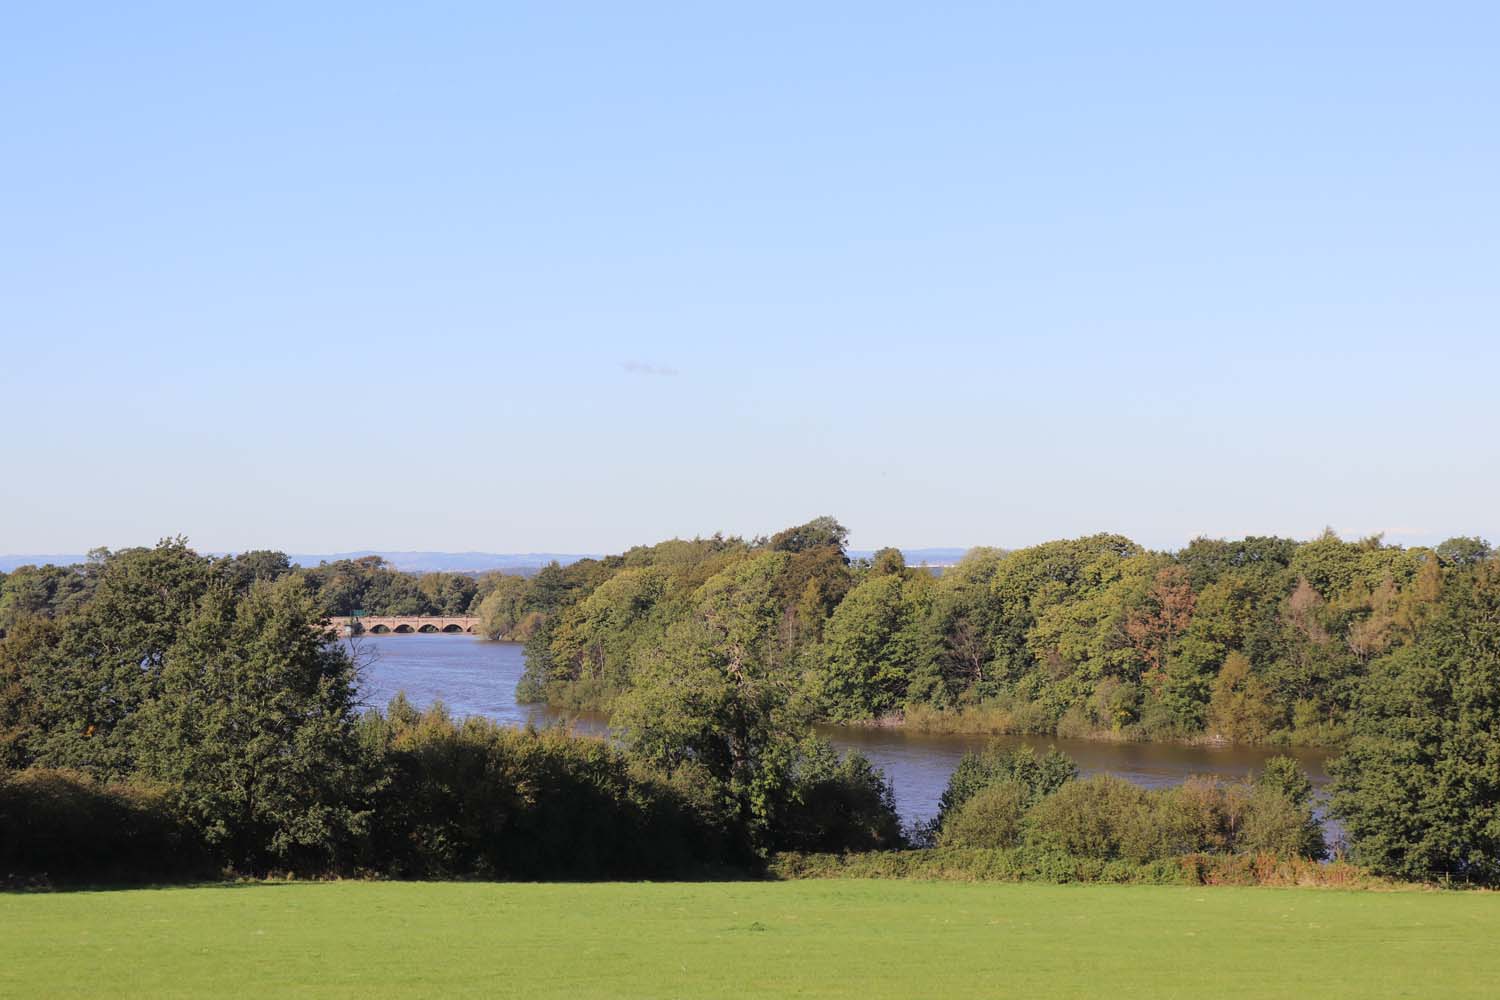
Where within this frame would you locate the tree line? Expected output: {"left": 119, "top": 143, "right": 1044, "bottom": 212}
{"left": 501, "top": 515, "right": 1500, "bottom": 882}
{"left": 0, "top": 540, "right": 900, "bottom": 882}
{"left": 3, "top": 521, "right": 1496, "bottom": 884}
{"left": 0, "top": 550, "right": 503, "bottom": 638}
{"left": 497, "top": 517, "right": 1490, "bottom": 747}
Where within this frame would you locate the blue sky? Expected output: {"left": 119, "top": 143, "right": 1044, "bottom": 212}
{"left": 3, "top": 3, "right": 1496, "bottom": 555}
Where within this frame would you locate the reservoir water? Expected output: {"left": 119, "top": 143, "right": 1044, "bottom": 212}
{"left": 353, "top": 634, "right": 1336, "bottom": 839}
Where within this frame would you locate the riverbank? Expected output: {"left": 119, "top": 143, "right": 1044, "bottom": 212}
{"left": 5, "top": 881, "right": 1496, "bottom": 998}
{"left": 866, "top": 701, "right": 1348, "bottom": 750}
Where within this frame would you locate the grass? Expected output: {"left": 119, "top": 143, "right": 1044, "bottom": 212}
{"left": 2, "top": 880, "right": 1497, "bottom": 998}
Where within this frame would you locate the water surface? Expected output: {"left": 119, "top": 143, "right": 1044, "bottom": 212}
{"left": 353, "top": 634, "right": 1335, "bottom": 838}
{"left": 353, "top": 633, "right": 604, "bottom": 734}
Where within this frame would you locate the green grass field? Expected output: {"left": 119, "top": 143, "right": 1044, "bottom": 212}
{"left": 2, "top": 880, "right": 1496, "bottom": 998}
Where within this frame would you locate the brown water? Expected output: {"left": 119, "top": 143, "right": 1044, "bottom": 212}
{"left": 353, "top": 634, "right": 1337, "bottom": 842}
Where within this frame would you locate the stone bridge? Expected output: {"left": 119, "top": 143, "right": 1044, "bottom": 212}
{"left": 329, "top": 615, "right": 481, "bottom": 636}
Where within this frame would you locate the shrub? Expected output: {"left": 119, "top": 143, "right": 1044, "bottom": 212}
{"left": 359, "top": 701, "right": 737, "bottom": 879}
{"left": 1254, "top": 755, "right": 1327, "bottom": 859}
{"left": 1239, "top": 787, "right": 1325, "bottom": 858}
{"left": 1024, "top": 766, "right": 1326, "bottom": 864}
{"left": 939, "top": 781, "right": 1028, "bottom": 849}
{"left": 934, "top": 744, "right": 1077, "bottom": 831}
{"left": 768, "top": 847, "right": 1385, "bottom": 888}
{"left": 0, "top": 768, "right": 209, "bottom": 885}
{"left": 1024, "top": 774, "right": 1159, "bottom": 861}
{"left": 765, "top": 738, "right": 903, "bottom": 854}
{"left": 1153, "top": 775, "right": 1250, "bottom": 856}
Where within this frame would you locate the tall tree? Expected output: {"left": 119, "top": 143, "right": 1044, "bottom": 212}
{"left": 136, "top": 577, "right": 370, "bottom": 873}
{"left": 27, "top": 539, "right": 211, "bottom": 776}
{"left": 819, "top": 572, "right": 929, "bottom": 719}
{"left": 1331, "top": 562, "right": 1500, "bottom": 882}
{"left": 1124, "top": 566, "right": 1196, "bottom": 694}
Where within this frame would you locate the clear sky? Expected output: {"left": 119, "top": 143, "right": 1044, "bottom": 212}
{"left": 3, "top": 3, "right": 1496, "bottom": 556}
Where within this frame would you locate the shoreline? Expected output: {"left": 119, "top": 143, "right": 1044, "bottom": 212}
{"left": 834, "top": 711, "right": 1344, "bottom": 752}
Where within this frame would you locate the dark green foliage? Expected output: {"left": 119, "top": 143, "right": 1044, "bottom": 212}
{"left": 359, "top": 700, "right": 732, "bottom": 879}
{"left": 24, "top": 539, "right": 213, "bottom": 776}
{"left": 934, "top": 744, "right": 1077, "bottom": 832}
{"left": 0, "top": 768, "right": 210, "bottom": 885}
{"left": 770, "top": 516, "right": 849, "bottom": 555}
{"left": 217, "top": 550, "right": 293, "bottom": 594}
{"left": 1434, "top": 536, "right": 1492, "bottom": 568}
{"left": 300, "top": 555, "right": 431, "bottom": 616}
{"left": 610, "top": 552, "right": 902, "bottom": 857}
{"left": 761, "top": 738, "right": 903, "bottom": 854}
{"left": 1255, "top": 754, "right": 1326, "bottom": 859}
{"left": 6, "top": 523, "right": 1493, "bottom": 884}
{"left": 1177, "top": 536, "right": 1298, "bottom": 589}
{"left": 135, "top": 577, "right": 372, "bottom": 874}
{"left": 0, "top": 536, "right": 898, "bottom": 882}
{"left": 13, "top": 524, "right": 1487, "bottom": 759}
{"left": 819, "top": 572, "right": 929, "bottom": 719}
{"left": 0, "top": 562, "right": 95, "bottom": 636}
{"left": 1331, "top": 562, "right": 1500, "bottom": 882}
{"left": 0, "top": 615, "right": 55, "bottom": 769}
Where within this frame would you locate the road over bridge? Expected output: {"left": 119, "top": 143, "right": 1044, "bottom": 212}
{"left": 329, "top": 615, "right": 481, "bottom": 636}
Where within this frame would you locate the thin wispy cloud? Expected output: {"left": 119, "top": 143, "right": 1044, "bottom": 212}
{"left": 622, "top": 360, "right": 679, "bottom": 377}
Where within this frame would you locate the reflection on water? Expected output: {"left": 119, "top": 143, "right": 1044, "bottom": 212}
{"left": 352, "top": 634, "right": 1336, "bottom": 839}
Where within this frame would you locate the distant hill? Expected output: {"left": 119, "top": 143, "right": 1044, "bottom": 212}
{"left": 0, "top": 551, "right": 597, "bottom": 574}
{"left": 849, "top": 547, "right": 970, "bottom": 567}
{"left": 0, "top": 554, "right": 90, "bottom": 573}
{"left": 2, "top": 547, "right": 974, "bottom": 575}
{"left": 285, "top": 551, "right": 598, "bottom": 573}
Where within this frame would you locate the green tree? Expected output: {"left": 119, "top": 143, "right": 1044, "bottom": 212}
{"left": 1207, "top": 652, "right": 1279, "bottom": 742}
{"left": 0, "top": 562, "right": 93, "bottom": 635}
{"left": 475, "top": 574, "right": 532, "bottom": 638}
{"left": 923, "top": 547, "right": 1008, "bottom": 699}
{"left": 934, "top": 743, "right": 1077, "bottom": 832}
{"left": 1434, "top": 536, "right": 1492, "bottom": 568}
{"left": 417, "top": 572, "right": 479, "bottom": 615}
{"left": 546, "top": 567, "right": 668, "bottom": 699}
{"left": 0, "top": 615, "right": 58, "bottom": 769}
{"left": 819, "top": 572, "right": 929, "bottom": 719}
{"left": 218, "top": 550, "right": 293, "bottom": 594}
{"left": 614, "top": 552, "right": 819, "bottom": 854}
{"left": 1250, "top": 756, "right": 1325, "bottom": 859}
{"left": 27, "top": 539, "right": 212, "bottom": 776}
{"left": 1331, "top": 563, "right": 1500, "bottom": 882}
{"left": 769, "top": 516, "right": 848, "bottom": 555}
{"left": 136, "top": 577, "right": 371, "bottom": 873}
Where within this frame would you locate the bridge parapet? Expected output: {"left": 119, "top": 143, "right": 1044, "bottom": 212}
{"left": 328, "top": 615, "right": 481, "bottom": 636}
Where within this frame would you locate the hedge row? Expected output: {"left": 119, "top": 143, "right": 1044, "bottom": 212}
{"left": 768, "top": 847, "right": 1388, "bottom": 888}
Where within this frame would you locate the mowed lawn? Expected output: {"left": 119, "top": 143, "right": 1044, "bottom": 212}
{"left": 2, "top": 880, "right": 1496, "bottom": 999}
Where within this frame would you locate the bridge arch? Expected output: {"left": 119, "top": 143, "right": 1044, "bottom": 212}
{"left": 441, "top": 623, "right": 465, "bottom": 633}
{"left": 368, "top": 624, "right": 391, "bottom": 634}
{"left": 418, "top": 624, "right": 439, "bottom": 634}
{"left": 394, "top": 624, "right": 415, "bottom": 634}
